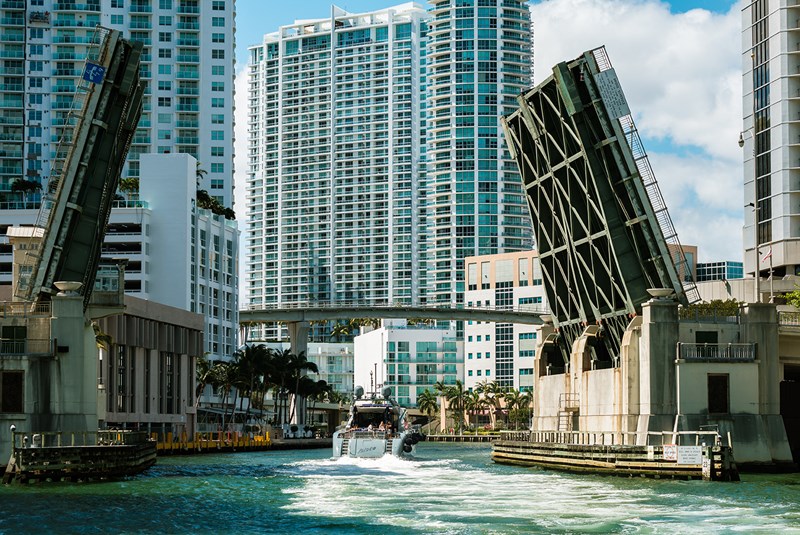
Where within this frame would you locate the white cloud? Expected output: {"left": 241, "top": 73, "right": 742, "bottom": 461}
{"left": 531, "top": 0, "right": 743, "bottom": 262}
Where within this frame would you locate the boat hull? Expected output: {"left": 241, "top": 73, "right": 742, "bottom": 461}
{"left": 332, "top": 430, "right": 414, "bottom": 459}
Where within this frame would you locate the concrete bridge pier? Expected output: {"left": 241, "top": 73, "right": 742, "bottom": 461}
{"left": 286, "top": 321, "right": 309, "bottom": 358}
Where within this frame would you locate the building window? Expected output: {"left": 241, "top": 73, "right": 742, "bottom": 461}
{"left": 212, "top": 65, "right": 224, "bottom": 76}
{"left": 0, "top": 371, "right": 23, "bottom": 413}
{"left": 210, "top": 179, "right": 224, "bottom": 189}
{"left": 211, "top": 98, "right": 224, "bottom": 108}
{"left": 211, "top": 146, "right": 224, "bottom": 156}
{"left": 212, "top": 49, "right": 225, "bottom": 59}
{"left": 157, "top": 97, "right": 172, "bottom": 107}
{"left": 157, "top": 80, "right": 172, "bottom": 91}
{"left": 211, "top": 163, "right": 224, "bottom": 173}
{"left": 159, "top": 0, "right": 171, "bottom": 8}
{"left": 111, "top": 0, "right": 123, "bottom": 7}
{"left": 111, "top": 14, "right": 124, "bottom": 24}
{"left": 211, "top": 114, "right": 224, "bottom": 124}
{"left": 30, "top": 28, "right": 44, "bottom": 39}
{"left": 158, "top": 48, "right": 172, "bottom": 59}
{"left": 708, "top": 374, "right": 730, "bottom": 414}
{"left": 158, "top": 64, "right": 172, "bottom": 75}
{"left": 212, "top": 16, "right": 225, "bottom": 27}
{"left": 159, "top": 16, "right": 172, "bottom": 26}
{"left": 212, "top": 32, "right": 225, "bottom": 43}
{"left": 212, "top": 0, "right": 225, "bottom": 9}
{"left": 158, "top": 32, "right": 172, "bottom": 43}
{"left": 211, "top": 81, "right": 224, "bottom": 92}
{"left": 211, "top": 130, "right": 224, "bottom": 140}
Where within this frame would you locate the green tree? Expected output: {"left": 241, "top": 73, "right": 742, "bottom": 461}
{"left": 444, "top": 380, "right": 468, "bottom": 434}
{"left": 476, "top": 380, "right": 502, "bottom": 429}
{"left": 287, "top": 351, "right": 319, "bottom": 423}
{"left": 118, "top": 177, "right": 139, "bottom": 196}
{"left": 464, "top": 390, "right": 488, "bottom": 434}
{"left": 417, "top": 389, "right": 439, "bottom": 431}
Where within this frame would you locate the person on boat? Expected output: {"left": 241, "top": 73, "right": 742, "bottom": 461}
{"left": 378, "top": 421, "right": 386, "bottom": 432}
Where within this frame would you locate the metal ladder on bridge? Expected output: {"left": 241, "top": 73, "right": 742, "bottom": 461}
{"left": 558, "top": 393, "right": 579, "bottom": 432}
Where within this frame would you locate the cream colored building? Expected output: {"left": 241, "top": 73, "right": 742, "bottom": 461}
{"left": 533, "top": 294, "right": 795, "bottom": 468}
{"left": 464, "top": 251, "right": 547, "bottom": 392}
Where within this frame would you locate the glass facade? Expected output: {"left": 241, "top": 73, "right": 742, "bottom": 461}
{"left": 247, "top": 1, "right": 534, "bottom": 327}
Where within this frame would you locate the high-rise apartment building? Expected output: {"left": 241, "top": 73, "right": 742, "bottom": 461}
{"left": 0, "top": 0, "right": 236, "bottom": 208}
{"left": 0, "top": 0, "right": 239, "bottom": 360}
{"left": 246, "top": 4, "right": 429, "bottom": 318}
{"left": 425, "top": 0, "right": 532, "bottom": 306}
{"left": 246, "top": 1, "right": 533, "bottom": 323}
{"left": 742, "top": 1, "right": 798, "bottom": 279}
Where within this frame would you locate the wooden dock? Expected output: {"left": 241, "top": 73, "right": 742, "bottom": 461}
{"left": 492, "top": 431, "right": 739, "bottom": 481}
{"left": 3, "top": 430, "right": 156, "bottom": 484}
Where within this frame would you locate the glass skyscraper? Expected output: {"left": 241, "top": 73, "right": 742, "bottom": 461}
{"left": 246, "top": 1, "right": 533, "bottom": 329}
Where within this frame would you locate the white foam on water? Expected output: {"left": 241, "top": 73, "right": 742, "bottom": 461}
{"left": 276, "top": 450, "right": 800, "bottom": 533}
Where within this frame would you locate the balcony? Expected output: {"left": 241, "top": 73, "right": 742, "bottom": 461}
{"left": 676, "top": 343, "right": 756, "bottom": 362}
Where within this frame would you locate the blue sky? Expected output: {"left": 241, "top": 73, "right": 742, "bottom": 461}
{"left": 232, "top": 0, "right": 745, "bottom": 263}
{"left": 233, "top": 0, "right": 739, "bottom": 66}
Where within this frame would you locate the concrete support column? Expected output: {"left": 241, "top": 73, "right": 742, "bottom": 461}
{"left": 286, "top": 321, "right": 309, "bottom": 358}
{"left": 639, "top": 297, "right": 679, "bottom": 433}
{"left": 50, "top": 291, "right": 98, "bottom": 434}
{"left": 740, "top": 303, "right": 779, "bottom": 414}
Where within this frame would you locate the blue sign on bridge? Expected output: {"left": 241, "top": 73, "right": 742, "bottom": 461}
{"left": 82, "top": 62, "right": 106, "bottom": 84}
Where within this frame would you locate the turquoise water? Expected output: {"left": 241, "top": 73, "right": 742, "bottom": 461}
{"left": 2, "top": 443, "right": 800, "bottom": 534}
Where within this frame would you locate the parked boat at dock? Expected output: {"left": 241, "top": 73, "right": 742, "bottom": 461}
{"left": 332, "top": 386, "right": 423, "bottom": 459}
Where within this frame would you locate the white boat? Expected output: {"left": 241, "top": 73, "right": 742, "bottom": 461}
{"left": 332, "top": 386, "right": 423, "bottom": 459}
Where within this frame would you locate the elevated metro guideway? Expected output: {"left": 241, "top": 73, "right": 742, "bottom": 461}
{"left": 239, "top": 302, "right": 550, "bottom": 326}
{"left": 501, "top": 46, "right": 699, "bottom": 367}
{"left": 14, "top": 28, "right": 144, "bottom": 311}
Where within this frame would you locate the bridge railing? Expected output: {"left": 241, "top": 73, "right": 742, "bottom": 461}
{"left": 503, "top": 429, "right": 729, "bottom": 447}
{"left": 676, "top": 343, "right": 756, "bottom": 362}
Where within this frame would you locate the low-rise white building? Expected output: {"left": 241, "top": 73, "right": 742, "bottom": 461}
{"left": 354, "top": 320, "right": 463, "bottom": 407}
{"left": 0, "top": 154, "right": 239, "bottom": 363}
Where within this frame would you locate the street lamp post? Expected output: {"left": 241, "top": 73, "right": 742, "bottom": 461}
{"left": 742, "top": 47, "right": 761, "bottom": 304}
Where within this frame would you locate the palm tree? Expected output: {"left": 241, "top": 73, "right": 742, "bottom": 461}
{"left": 417, "top": 389, "right": 439, "bottom": 431}
{"left": 503, "top": 388, "right": 523, "bottom": 429}
{"left": 194, "top": 355, "right": 215, "bottom": 408}
{"left": 288, "top": 351, "right": 319, "bottom": 423}
{"left": 195, "top": 161, "right": 207, "bottom": 187}
{"left": 464, "top": 390, "right": 489, "bottom": 434}
{"left": 234, "top": 344, "right": 270, "bottom": 429}
{"left": 444, "top": 380, "right": 468, "bottom": 434}
{"left": 476, "top": 380, "right": 502, "bottom": 430}
{"left": 270, "top": 348, "right": 294, "bottom": 425}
